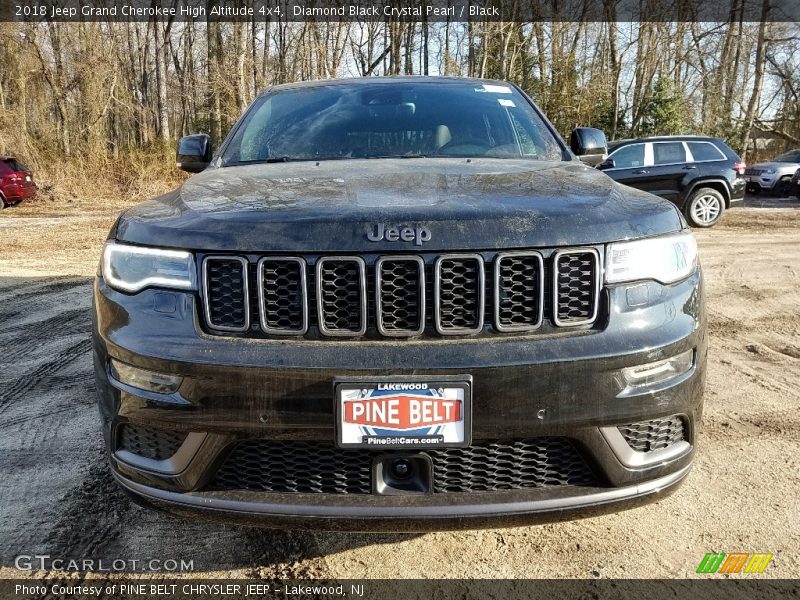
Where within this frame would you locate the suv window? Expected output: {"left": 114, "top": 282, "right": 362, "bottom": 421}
{"left": 222, "top": 82, "right": 564, "bottom": 164}
{"left": 774, "top": 150, "right": 800, "bottom": 162}
{"left": 653, "top": 142, "right": 687, "bottom": 165}
{"left": 608, "top": 143, "right": 645, "bottom": 169}
{"left": 687, "top": 142, "right": 725, "bottom": 162}
{"left": 1, "top": 159, "right": 26, "bottom": 173}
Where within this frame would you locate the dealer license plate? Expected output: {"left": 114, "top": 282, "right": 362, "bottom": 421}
{"left": 334, "top": 376, "right": 471, "bottom": 449}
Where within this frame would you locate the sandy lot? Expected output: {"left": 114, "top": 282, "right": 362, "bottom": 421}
{"left": 0, "top": 197, "right": 798, "bottom": 580}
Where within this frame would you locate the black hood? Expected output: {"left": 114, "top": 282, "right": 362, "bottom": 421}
{"left": 115, "top": 158, "right": 683, "bottom": 252}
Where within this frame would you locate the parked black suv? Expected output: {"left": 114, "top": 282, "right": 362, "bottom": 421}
{"left": 598, "top": 136, "right": 746, "bottom": 227}
{"left": 93, "top": 78, "right": 705, "bottom": 531}
{"left": 791, "top": 168, "right": 800, "bottom": 198}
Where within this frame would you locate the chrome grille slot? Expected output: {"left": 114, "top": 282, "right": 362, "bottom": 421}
{"left": 434, "top": 254, "right": 485, "bottom": 335}
{"left": 494, "top": 251, "right": 544, "bottom": 332}
{"left": 316, "top": 257, "right": 367, "bottom": 336}
{"left": 257, "top": 257, "right": 307, "bottom": 335}
{"left": 553, "top": 249, "right": 600, "bottom": 326}
{"left": 202, "top": 256, "right": 250, "bottom": 332}
{"left": 376, "top": 256, "right": 425, "bottom": 336}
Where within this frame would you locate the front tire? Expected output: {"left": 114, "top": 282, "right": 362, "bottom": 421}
{"left": 685, "top": 188, "right": 725, "bottom": 228}
{"left": 775, "top": 177, "right": 793, "bottom": 197}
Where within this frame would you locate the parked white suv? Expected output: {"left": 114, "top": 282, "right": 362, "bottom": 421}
{"left": 745, "top": 149, "right": 800, "bottom": 196}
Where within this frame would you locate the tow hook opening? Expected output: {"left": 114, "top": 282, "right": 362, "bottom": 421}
{"left": 373, "top": 454, "right": 434, "bottom": 495}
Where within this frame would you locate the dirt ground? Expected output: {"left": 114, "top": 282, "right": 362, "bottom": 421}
{"left": 0, "top": 195, "right": 798, "bottom": 580}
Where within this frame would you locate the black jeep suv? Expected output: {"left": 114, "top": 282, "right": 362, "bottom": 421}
{"left": 598, "top": 135, "right": 746, "bottom": 228}
{"left": 93, "top": 78, "right": 705, "bottom": 531}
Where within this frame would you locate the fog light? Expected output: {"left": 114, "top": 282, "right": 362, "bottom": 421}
{"left": 622, "top": 349, "right": 694, "bottom": 387}
{"left": 109, "top": 360, "right": 182, "bottom": 394}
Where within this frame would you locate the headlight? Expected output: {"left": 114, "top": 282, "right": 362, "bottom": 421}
{"left": 764, "top": 168, "right": 777, "bottom": 174}
{"left": 102, "top": 241, "right": 196, "bottom": 293}
{"left": 605, "top": 231, "right": 698, "bottom": 285}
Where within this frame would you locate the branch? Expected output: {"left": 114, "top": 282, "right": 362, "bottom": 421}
{"left": 363, "top": 45, "right": 392, "bottom": 76}
{"left": 754, "top": 120, "right": 800, "bottom": 145}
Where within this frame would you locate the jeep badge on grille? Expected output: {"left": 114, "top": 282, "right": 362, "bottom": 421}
{"left": 367, "top": 224, "right": 431, "bottom": 246}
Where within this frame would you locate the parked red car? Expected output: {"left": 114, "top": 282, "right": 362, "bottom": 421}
{"left": 0, "top": 156, "right": 36, "bottom": 208}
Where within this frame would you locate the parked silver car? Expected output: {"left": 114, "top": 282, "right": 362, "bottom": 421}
{"left": 745, "top": 149, "right": 800, "bottom": 196}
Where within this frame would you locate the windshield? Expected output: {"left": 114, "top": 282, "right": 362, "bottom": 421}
{"left": 221, "top": 81, "right": 564, "bottom": 165}
{"left": 774, "top": 150, "right": 800, "bottom": 162}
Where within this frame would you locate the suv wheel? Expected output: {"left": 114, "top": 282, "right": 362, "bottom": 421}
{"left": 685, "top": 188, "right": 725, "bottom": 228}
{"left": 0, "top": 195, "right": 6, "bottom": 209}
{"left": 775, "top": 177, "right": 793, "bottom": 197}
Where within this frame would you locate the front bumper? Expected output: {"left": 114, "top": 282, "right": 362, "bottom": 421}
{"left": 93, "top": 269, "right": 706, "bottom": 531}
{"left": 2, "top": 182, "right": 36, "bottom": 201}
{"left": 114, "top": 465, "right": 691, "bottom": 531}
{"left": 731, "top": 177, "right": 746, "bottom": 201}
{"left": 745, "top": 174, "right": 785, "bottom": 192}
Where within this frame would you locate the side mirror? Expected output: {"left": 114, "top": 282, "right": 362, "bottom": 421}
{"left": 176, "top": 134, "right": 211, "bottom": 173}
{"left": 570, "top": 127, "right": 607, "bottom": 167}
{"left": 597, "top": 158, "right": 616, "bottom": 170}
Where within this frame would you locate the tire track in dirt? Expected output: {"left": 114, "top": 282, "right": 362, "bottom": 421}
{"left": 0, "top": 306, "right": 89, "bottom": 336}
{"left": 0, "top": 310, "right": 90, "bottom": 361}
{"left": 44, "top": 450, "right": 135, "bottom": 559}
{"left": 0, "top": 278, "right": 87, "bottom": 308}
{"left": 0, "top": 338, "right": 92, "bottom": 413}
{"left": 0, "top": 405, "right": 78, "bottom": 430}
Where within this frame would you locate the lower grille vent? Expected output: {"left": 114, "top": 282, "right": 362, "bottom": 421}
{"left": 618, "top": 416, "right": 685, "bottom": 452}
{"left": 208, "top": 438, "right": 598, "bottom": 495}
{"left": 118, "top": 424, "right": 187, "bottom": 461}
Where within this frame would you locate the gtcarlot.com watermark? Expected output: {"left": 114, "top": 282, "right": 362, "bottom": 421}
{"left": 14, "top": 554, "right": 194, "bottom": 572}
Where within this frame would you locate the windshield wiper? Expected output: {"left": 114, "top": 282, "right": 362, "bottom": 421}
{"left": 265, "top": 156, "right": 293, "bottom": 163}
{"left": 367, "top": 153, "right": 428, "bottom": 159}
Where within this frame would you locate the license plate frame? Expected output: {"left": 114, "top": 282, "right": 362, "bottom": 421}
{"left": 334, "top": 375, "right": 472, "bottom": 449}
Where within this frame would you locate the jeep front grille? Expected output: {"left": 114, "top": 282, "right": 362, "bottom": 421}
{"left": 257, "top": 257, "right": 307, "bottom": 334}
{"left": 494, "top": 251, "right": 544, "bottom": 332}
{"left": 202, "top": 256, "right": 249, "bottom": 332}
{"left": 200, "top": 248, "right": 602, "bottom": 339}
{"left": 553, "top": 249, "right": 601, "bottom": 326}
{"left": 376, "top": 256, "right": 425, "bottom": 336}
{"left": 435, "top": 254, "right": 484, "bottom": 334}
{"left": 316, "top": 257, "right": 367, "bottom": 336}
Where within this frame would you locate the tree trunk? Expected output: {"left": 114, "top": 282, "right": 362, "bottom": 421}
{"left": 154, "top": 18, "right": 170, "bottom": 141}
{"left": 740, "top": 0, "right": 770, "bottom": 158}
